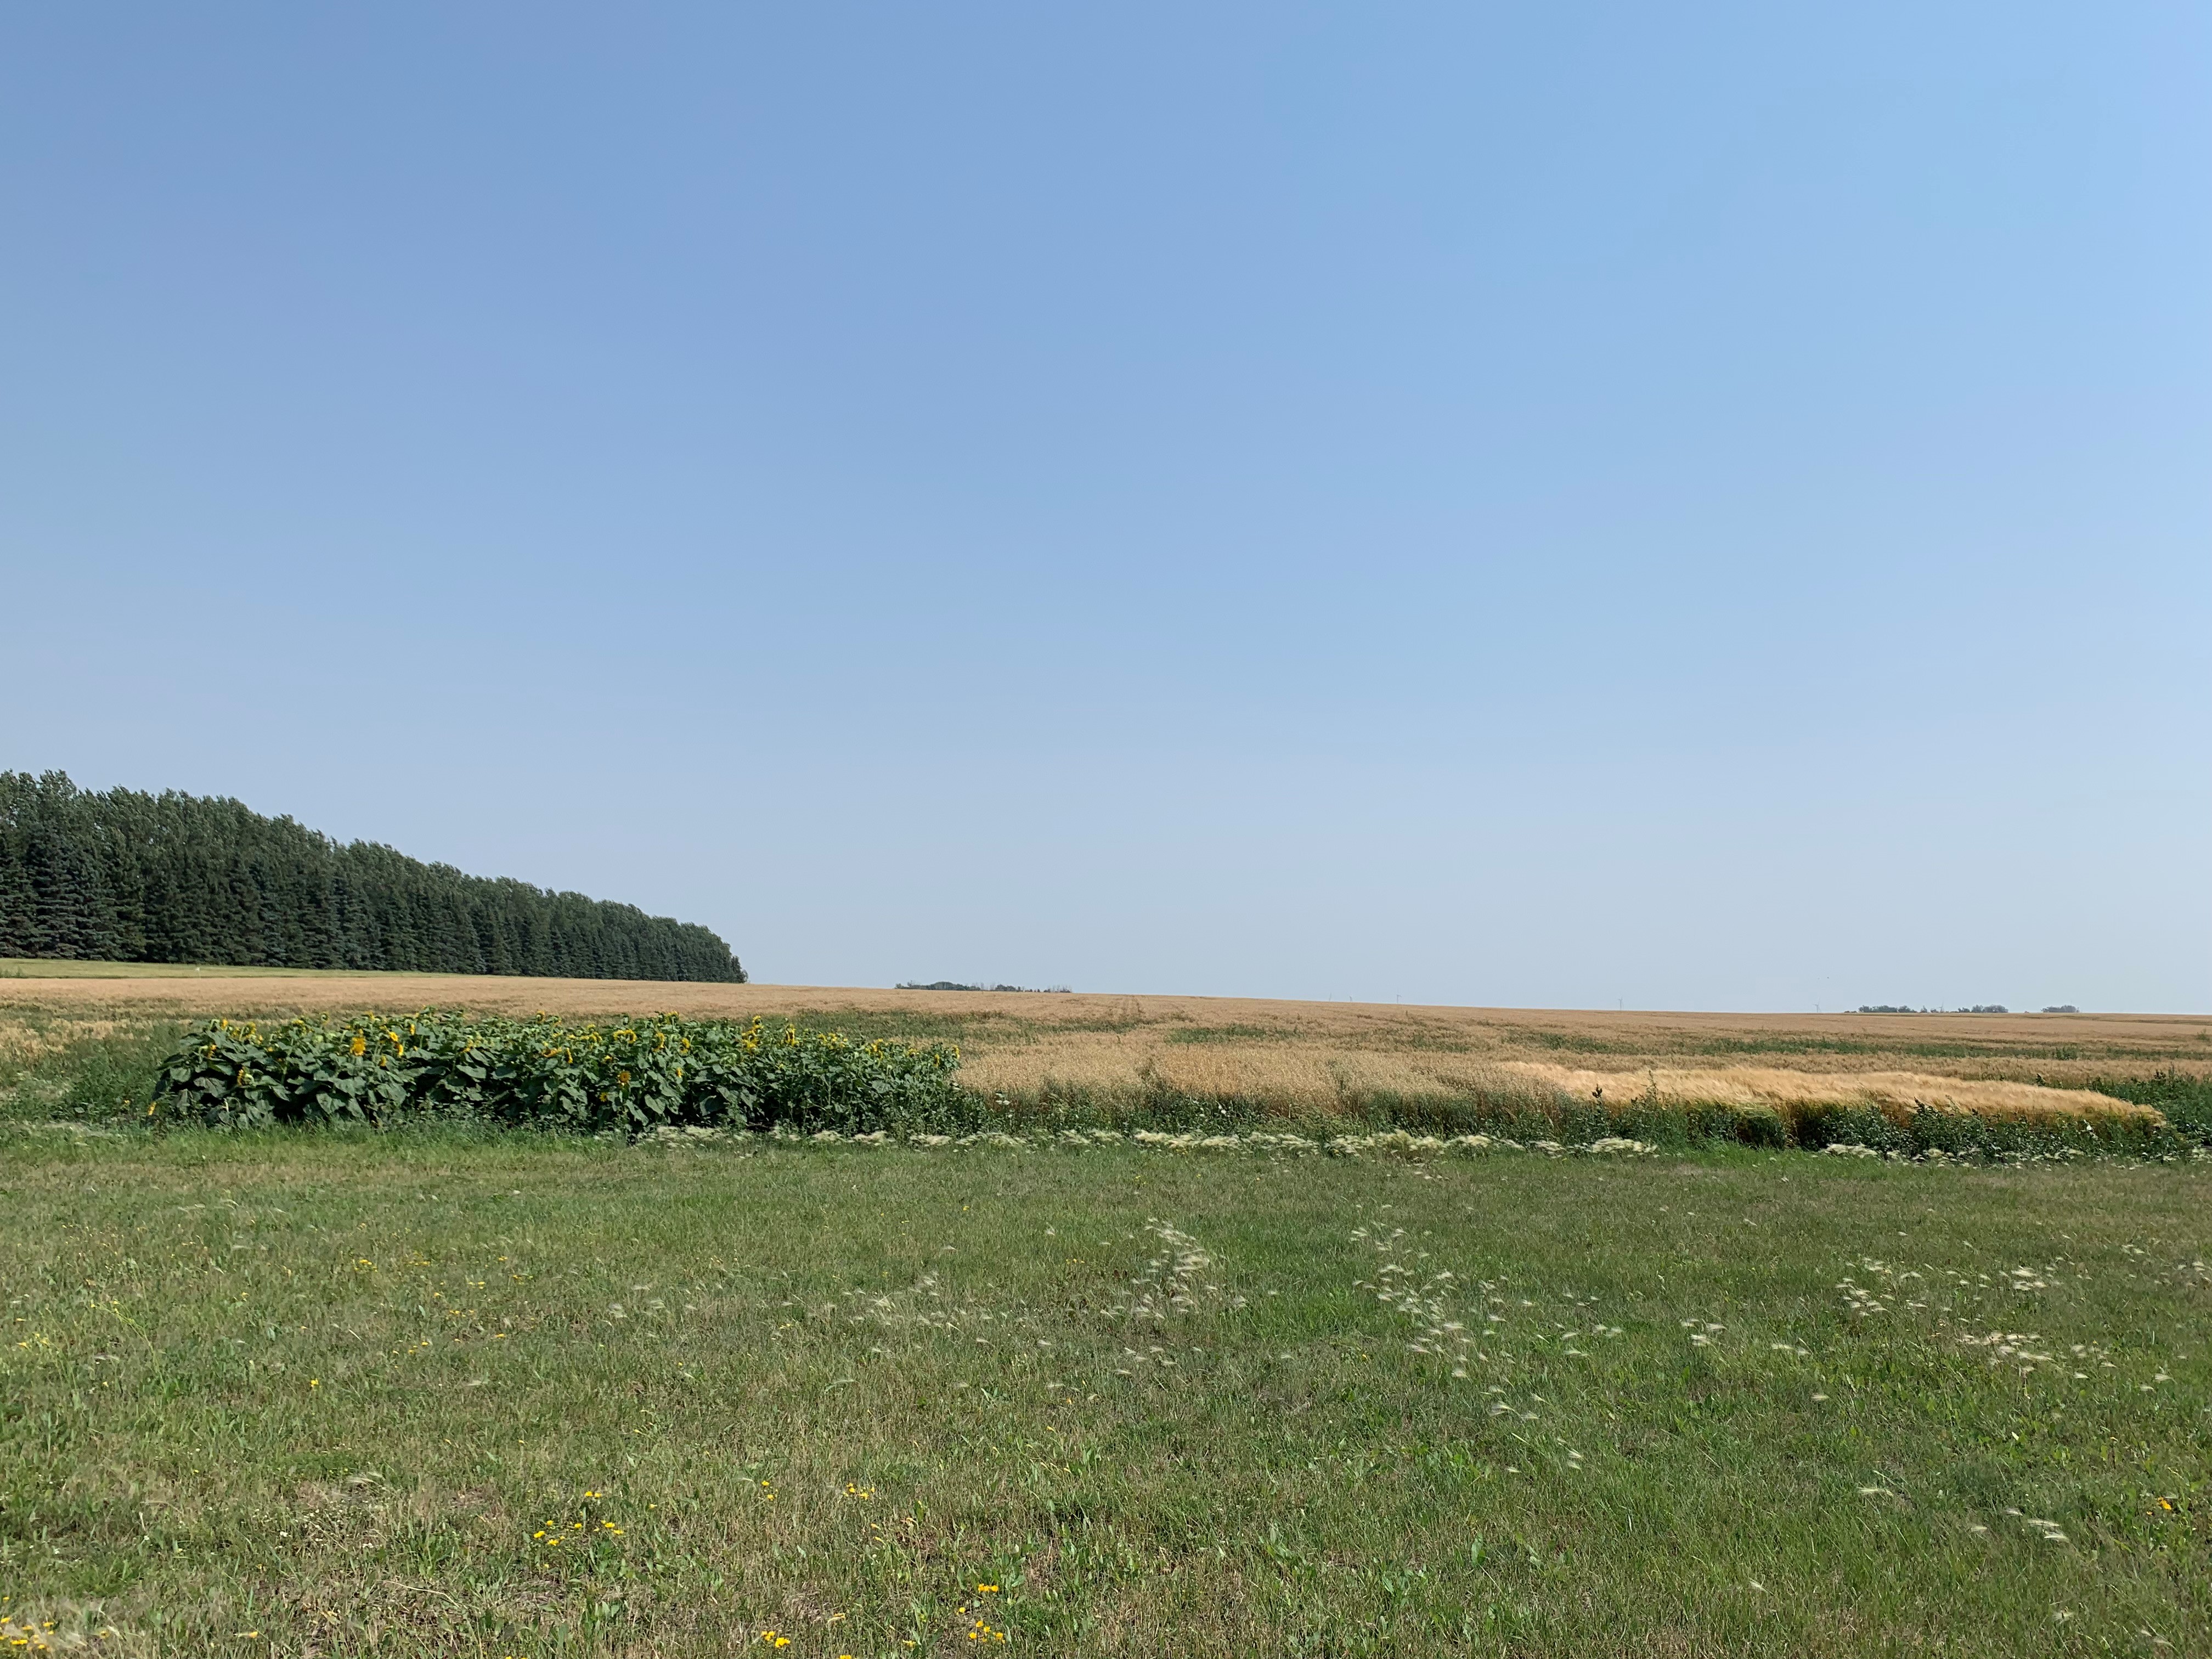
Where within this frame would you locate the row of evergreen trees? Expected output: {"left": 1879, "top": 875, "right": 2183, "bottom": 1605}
{"left": 0, "top": 772, "right": 744, "bottom": 982}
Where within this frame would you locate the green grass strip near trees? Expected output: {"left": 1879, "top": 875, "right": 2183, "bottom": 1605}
{"left": 149, "top": 1011, "right": 963, "bottom": 1137}
{"left": 0, "top": 770, "right": 743, "bottom": 980}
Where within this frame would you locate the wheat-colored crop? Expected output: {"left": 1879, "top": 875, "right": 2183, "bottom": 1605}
{"left": 5, "top": 966, "right": 2204, "bottom": 1124}
{"left": 1501, "top": 1063, "right": 2156, "bottom": 1127}
{"left": 960, "top": 1032, "right": 1538, "bottom": 1114}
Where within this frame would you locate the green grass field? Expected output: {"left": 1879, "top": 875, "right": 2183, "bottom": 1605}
{"left": 4, "top": 1128, "right": 2207, "bottom": 1656}
{"left": 0, "top": 961, "right": 393, "bottom": 980}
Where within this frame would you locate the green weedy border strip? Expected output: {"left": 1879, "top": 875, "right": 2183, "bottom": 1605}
{"left": 136, "top": 1010, "right": 2212, "bottom": 1164}
{"left": 625, "top": 1123, "right": 2211, "bottom": 1167}
{"left": 635, "top": 1124, "right": 1663, "bottom": 1157}
{"left": 976, "top": 1074, "right": 2196, "bottom": 1161}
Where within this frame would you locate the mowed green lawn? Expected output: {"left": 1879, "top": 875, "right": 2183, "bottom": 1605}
{"left": 3, "top": 1135, "right": 2206, "bottom": 1657}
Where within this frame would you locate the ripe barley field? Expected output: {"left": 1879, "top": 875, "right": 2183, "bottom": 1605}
{"left": 2, "top": 1128, "right": 2208, "bottom": 1656}
{"left": 4, "top": 964, "right": 2208, "bottom": 1134}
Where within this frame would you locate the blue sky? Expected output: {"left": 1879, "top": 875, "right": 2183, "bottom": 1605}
{"left": 3, "top": 4, "right": 2205, "bottom": 1010}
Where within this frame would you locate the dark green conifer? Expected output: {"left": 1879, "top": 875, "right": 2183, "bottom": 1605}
{"left": 0, "top": 771, "right": 742, "bottom": 981}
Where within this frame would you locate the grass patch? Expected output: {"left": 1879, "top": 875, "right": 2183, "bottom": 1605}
{"left": 0, "top": 960, "right": 404, "bottom": 980}
{"left": 0, "top": 1017, "right": 185, "bottom": 1125}
{"left": 2, "top": 1131, "right": 2206, "bottom": 1655}
{"left": 1161, "top": 1025, "right": 1303, "bottom": 1046}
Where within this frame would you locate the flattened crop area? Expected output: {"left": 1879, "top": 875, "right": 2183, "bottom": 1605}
{"left": 2, "top": 1136, "right": 2207, "bottom": 1656}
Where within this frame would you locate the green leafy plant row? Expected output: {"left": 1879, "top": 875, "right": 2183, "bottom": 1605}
{"left": 151, "top": 1011, "right": 962, "bottom": 1135}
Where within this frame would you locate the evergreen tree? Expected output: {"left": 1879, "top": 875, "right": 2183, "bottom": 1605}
{"left": 0, "top": 772, "right": 744, "bottom": 981}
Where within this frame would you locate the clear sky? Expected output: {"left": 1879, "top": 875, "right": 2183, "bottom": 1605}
{"left": 3, "top": 4, "right": 2206, "bottom": 1011}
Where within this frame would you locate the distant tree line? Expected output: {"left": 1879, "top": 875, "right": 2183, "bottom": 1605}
{"left": 1850, "top": 1005, "right": 2081, "bottom": 1015}
{"left": 0, "top": 771, "right": 743, "bottom": 982}
{"left": 895, "top": 981, "right": 1073, "bottom": 993}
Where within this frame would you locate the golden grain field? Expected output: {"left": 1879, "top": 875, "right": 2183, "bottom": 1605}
{"left": 5, "top": 961, "right": 2205, "bottom": 1128}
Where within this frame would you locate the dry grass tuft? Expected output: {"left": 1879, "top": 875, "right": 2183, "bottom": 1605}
{"left": 0, "top": 1015, "right": 128, "bottom": 1068}
{"left": 0, "top": 1606, "right": 155, "bottom": 1657}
